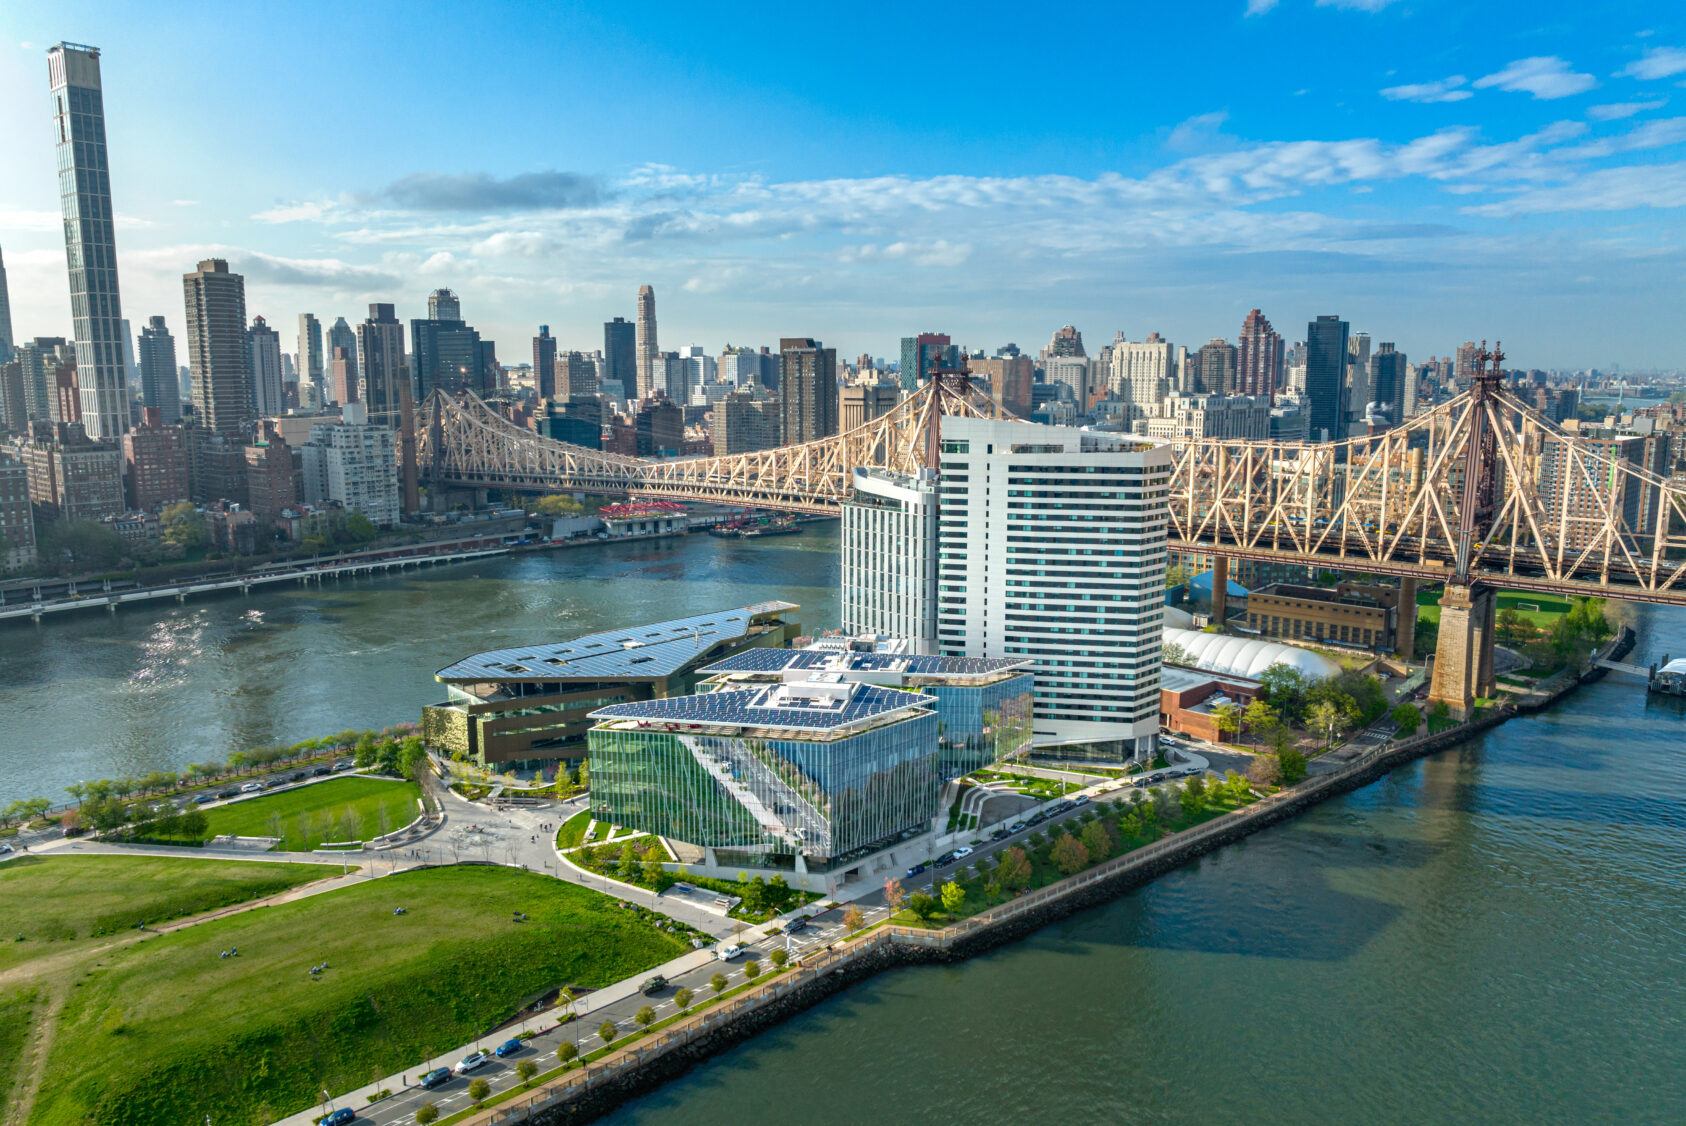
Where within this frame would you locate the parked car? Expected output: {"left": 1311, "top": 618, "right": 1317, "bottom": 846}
{"left": 904, "top": 863, "right": 927, "bottom": 878}
{"left": 784, "top": 916, "right": 809, "bottom": 934}
{"left": 1006, "top": 821, "right": 1026, "bottom": 834}
{"left": 420, "top": 1067, "right": 451, "bottom": 1089}
{"left": 1178, "top": 766, "right": 1202, "bottom": 778}
{"left": 192, "top": 793, "right": 215, "bottom": 805}
{"left": 333, "top": 758, "right": 355, "bottom": 770}
{"left": 239, "top": 782, "right": 263, "bottom": 794}
{"left": 0, "top": 842, "right": 13, "bottom": 855}
{"left": 494, "top": 1037, "right": 525, "bottom": 1058}
{"left": 1072, "top": 795, "right": 1091, "bottom": 807}
{"left": 989, "top": 828, "right": 1009, "bottom": 841}
{"left": 216, "top": 788, "right": 238, "bottom": 799}
{"left": 290, "top": 771, "right": 308, "bottom": 782}
{"left": 320, "top": 1109, "right": 356, "bottom": 1126}
{"left": 641, "top": 974, "right": 668, "bottom": 995}
{"left": 953, "top": 846, "right": 974, "bottom": 860}
{"left": 934, "top": 851, "right": 958, "bottom": 867}
{"left": 312, "top": 765, "right": 331, "bottom": 776}
{"left": 716, "top": 943, "right": 744, "bottom": 961}
{"left": 454, "top": 1050, "right": 489, "bottom": 1074}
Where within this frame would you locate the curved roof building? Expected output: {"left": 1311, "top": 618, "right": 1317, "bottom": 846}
{"left": 1164, "top": 626, "right": 1340, "bottom": 682}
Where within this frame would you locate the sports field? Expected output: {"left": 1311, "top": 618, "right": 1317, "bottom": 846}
{"left": 200, "top": 775, "right": 422, "bottom": 849}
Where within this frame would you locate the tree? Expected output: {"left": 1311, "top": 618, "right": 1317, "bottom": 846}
{"left": 744, "top": 959, "right": 761, "bottom": 981}
{"left": 1211, "top": 702, "right": 1243, "bottom": 743}
{"left": 1241, "top": 699, "right": 1277, "bottom": 744}
{"left": 1307, "top": 699, "right": 1352, "bottom": 751}
{"left": 674, "top": 986, "right": 694, "bottom": 1011}
{"left": 557, "top": 1042, "right": 579, "bottom": 1064}
{"left": 1162, "top": 640, "right": 1190, "bottom": 667}
{"left": 160, "top": 502, "right": 207, "bottom": 551}
{"left": 415, "top": 1103, "right": 440, "bottom": 1124}
{"left": 335, "top": 511, "right": 378, "bottom": 545}
{"left": 578, "top": 758, "right": 590, "bottom": 789}
{"left": 1224, "top": 770, "right": 1252, "bottom": 803}
{"left": 1391, "top": 702, "right": 1421, "bottom": 736}
{"left": 907, "top": 892, "right": 937, "bottom": 920}
{"left": 516, "top": 1058, "right": 538, "bottom": 1085}
{"left": 1179, "top": 777, "right": 1205, "bottom": 819}
{"left": 994, "top": 846, "right": 1032, "bottom": 893}
{"left": 1496, "top": 607, "right": 1529, "bottom": 645}
{"left": 467, "top": 1077, "right": 490, "bottom": 1104}
{"left": 842, "top": 904, "right": 865, "bottom": 931}
{"left": 598, "top": 1019, "right": 619, "bottom": 1045}
{"left": 1278, "top": 746, "right": 1309, "bottom": 785}
{"left": 1080, "top": 819, "right": 1112, "bottom": 863}
{"left": 710, "top": 972, "right": 729, "bottom": 995}
{"left": 770, "top": 947, "right": 789, "bottom": 969}
{"left": 1050, "top": 832, "right": 1089, "bottom": 875}
{"left": 534, "top": 494, "right": 586, "bottom": 517}
{"left": 617, "top": 840, "right": 639, "bottom": 878}
{"left": 1165, "top": 561, "right": 1192, "bottom": 590}
{"left": 1256, "top": 664, "right": 1312, "bottom": 724}
{"left": 38, "top": 520, "right": 126, "bottom": 574}
{"left": 882, "top": 877, "right": 906, "bottom": 914}
{"left": 940, "top": 880, "right": 966, "bottom": 914}
{"left": 635, "top": 1004, "right": 656, "bottom": 1028}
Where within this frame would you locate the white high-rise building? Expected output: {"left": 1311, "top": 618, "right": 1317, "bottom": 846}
{"left": 1044, "top": 356, "right": 1090, "bottom": 410}
{"left": 840, "top": 467, "right": 938, "bottom": 652}
{"left": 935, "top": 417, "right": 1171, "bottom": 759}
{"left": 1108, "top": 333, "right": 1176, "bottom": 421}
{"left": 300, "top": 402, "right": 400, "bottom": 527}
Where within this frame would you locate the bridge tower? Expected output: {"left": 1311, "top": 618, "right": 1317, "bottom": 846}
{"left": 1429, "top": 342, "right": 1504, "bottom": 717}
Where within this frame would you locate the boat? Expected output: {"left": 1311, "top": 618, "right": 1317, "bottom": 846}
{"left": 708, "top": 515, "right": 803, "bottom": 539}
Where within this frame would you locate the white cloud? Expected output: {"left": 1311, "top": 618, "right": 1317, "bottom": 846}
{"left": 1167, "top": 111, "right": 1230, "bottom": 151}
{"left": 1463, "top": 161, "right": 1686, "bottom": 216}
{"left": 1381, "top": 76, "right": 1473, "bottom": 103}
{"left": 1474, "top": 56, "right": 1597, "bottom": 100}
{"left": 253, "top": 200, "right": 338, "bottom": 223}
{"left": 1617, "top": 46, "right": 1686, "bottom": 80}
{"left": 1587, "top": 100, "right": 1666, "bottom": 121}
{"left": 1316, "top": 0, "right": 1398, "bottom": 10}
{"left": 1244, "top": 0, "right": 1278, "bottom": 15}
{"left": 0, "top": 208, "right": 62, "bottom": 231}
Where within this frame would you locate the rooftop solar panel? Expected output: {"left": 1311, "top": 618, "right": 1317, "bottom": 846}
{"left": 591, "top": 682, "right": 931, "bottom": 732}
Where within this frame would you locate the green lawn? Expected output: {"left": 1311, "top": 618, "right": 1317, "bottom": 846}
{"left": 555, "top": 809, "right": 591, "bottom": 850}
{"left": 0, "top": 988, "right": 40, "bottom": 1112}
{"left": 28, "top": 865, "right": 692, "bottom": 1126}
{"left": 0, "top": 855, "right": 331, "bottom": 972}
{"left": 1417, "top": 588, "right": 1572, "bottom": 628}
{"left": 199, "top": 776, "right": 422, "bottom": 850}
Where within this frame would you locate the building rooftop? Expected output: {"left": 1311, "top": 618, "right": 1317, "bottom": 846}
{"left": 699, "top": 645, "right": 1029, "bottom": 681}
{"left": 1165, "top": 626, "right": 1340, "bottom": 682}
{"left": 590, "top": 680, "right": 931, "bottom": 735}
{"left": 435, "top": 601, "right": 798, "bottom": 684}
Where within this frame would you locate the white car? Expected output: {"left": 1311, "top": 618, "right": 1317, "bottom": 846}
{"left": 239, "top": 782, "right": 263, "bottom": 794}
{"left": 454, "top": 1050, "right": 489, "bottom": 1074}
{"left": 952, "top": 846, "right": 974, "bottom": 859}
{"left": 716, "top": 943, "right": 744, "bottom": 961}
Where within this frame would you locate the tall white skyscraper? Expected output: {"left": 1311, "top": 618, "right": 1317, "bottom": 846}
{"left": 840, "top": 467, "right": 939, "bottom": 652}
{"left": 635, "top": 285, "right": 658, "bottom": 399}
{"left": 934, "top": 417, "right": 1171, "bottom": 759}
{"left": 1109, "top": 334, "right": 1176, "bottom": 421}
{"left": 48, "top": 43, "right": 129, "bottom": 439}
{"left": 246, "top": 315, "right": 285, "bottom": 417}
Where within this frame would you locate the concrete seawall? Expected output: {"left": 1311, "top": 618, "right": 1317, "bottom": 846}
{"left": 461, "top": 626, "right": 1637, "bottom": 1125}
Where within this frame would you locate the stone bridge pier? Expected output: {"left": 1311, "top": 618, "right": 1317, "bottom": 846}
{"left": 1429, "top": 582, "right": 1496, "bottom": 718}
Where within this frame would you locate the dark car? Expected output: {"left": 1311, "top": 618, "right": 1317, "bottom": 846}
{"left": 990, "top": 828, "right": 1009, "bottom": 841}
{"left": 290, "top": 771, "right": 308, "bottom": 782}
{"left": 321, "top": 1109, "right": 356, "bottom": 1126}
{"left": 494, "top": 1037, "right": 525, "bottom": 1058}
{"left": 640, "top": 974, "right": 668, "bottom": 995}
{"left": 904, "top": 863, "right": 927, "bottom": 878}
{"left": 312, "top": 765, "right": 331, "bottom": 776}
{"left": 193, "top": 793, "right": 216, "bottom": 805}
{"left": 420, "top": 1067, "right": 451, "bottom": 1089}
{"left": 784, "top": 916, "right": 809, "bottom": 934}
{"left": 216, "top": 788, "right": 238, "bottom": 799}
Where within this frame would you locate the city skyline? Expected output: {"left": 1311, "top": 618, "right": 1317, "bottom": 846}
{"left": 3, "top": 4, "right": 1686, "bottom": 370}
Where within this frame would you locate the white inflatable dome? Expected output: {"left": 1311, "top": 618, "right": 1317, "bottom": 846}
{"left": 1162, "top": 604, "right": 1195, "bottom": 629}
{"left": 1164, "top": 626, "right": 1340, "bottom": 682}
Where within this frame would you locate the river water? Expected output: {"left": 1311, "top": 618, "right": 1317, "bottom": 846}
{"left": 5, "top": 530, "right": 1683, "bottom": 1122}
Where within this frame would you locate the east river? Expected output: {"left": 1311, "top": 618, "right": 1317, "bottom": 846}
{"left": 4, "top": 526, "right": 1684, "bottom": 1122}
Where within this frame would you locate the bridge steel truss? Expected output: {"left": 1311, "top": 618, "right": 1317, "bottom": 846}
{"left": 420, "top": 370, "right": 1686, "bottom": 606}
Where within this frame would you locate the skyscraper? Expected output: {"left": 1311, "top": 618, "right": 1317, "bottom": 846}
{"left": 898, "top": 333, "right": 957, "bottom": 392}
{"left": 1369, "top": 342, "right": 1408, "bottom": 426}
{"left": 1305, "top": 315, "right": 1351, "bottom": 442}
{"left": 1236, "top": 308, "right": 1282, "bottom": 400}
{"left": 0, "top": 246, "right": 13, "bottom": 362}
{"left": 427, "top": 288, "right": 461, "bottom": 321}
{"left": 137, "top": 316, "right": 181, "bottom": 423}
{"left": 1346, "top": 331, "right": 1372, "bottom": 430}
{"left": 533, "top": 325, "right": 557, "bottom": 399}
{"left": 936, "top": 417, "right": 1171, "bottom": 758}
{"left": 182, "top": 259, "right": 252, "bottom": 437}
{"left": 603, "top": 316, "right": 635, "bottom": 396}
{"left": 841, "top": 467, "right": 939, "bottom": 650}
{"left": 297, "top": 313, "right": 324, "bottom": 399}
{"left": 1196, "top": 338, "right": 1238, "bottom": 396}
{"left": 48, "top": 43, "right": 129, "bottom": 439}
{"left": 635, "top": 285, "right": 658, "bottom": 400}
{"left": 1109, "top": 334, "right": 1176, "bottom": 418}
{"left": 1043, "top": 324, "right": 1086, "bottom": 359}
{"left": 778, "top": 337, "right": 838, "bottom": 444}
{"left": 327, "top": 317, "right": 358, "bottom": 400}
{"left": 357, "top": 303, "right": 408, "bottom": 426}
{"left": 246, "top": 315, "right": 285, "bottom": 418}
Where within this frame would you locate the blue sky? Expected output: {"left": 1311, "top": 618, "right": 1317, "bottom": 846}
{"left": 2, "top": 0, "right": 1685, "bottom": 370}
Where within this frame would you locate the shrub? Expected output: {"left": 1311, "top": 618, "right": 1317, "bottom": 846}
{"left": 598, "top": 1019, "right": 618, "bottom": 1045}
{"left": 467, "top": 1077, "right": 489, "bottom": 1103}
{"left": 557, "top": 1041, "right": 579, "bottom": 1063}
{"left": 415, "top": 1103, "right": 439, "bottom": 1124}
{"left": 743, "top": 959, "right": 761, "bottom": 981}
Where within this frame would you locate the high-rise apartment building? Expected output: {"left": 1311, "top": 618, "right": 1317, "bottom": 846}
{"left": 709, "top": 388, "right": 780, "bottom": 455}
{"left": 1043, "top": 324, "right": 1086, "bottom": 359}
{"left": 246, "top": 315, "right": 285, "bottom": 418}
{"left": 898, "top": 332, "right": 957, "bottom": 392}
{"left": 633, "top": 394, "right": 683, "bottom": 457}
{"left": 122, "top": 408, "right": 190, "bottom": 511}
{"left": 1109, "top": 334, "right": 1176, "bottom": 419}
{"left": 0, "top": 455, "right": 36, "bottom": 571}
{"left": 329, "top": 346, "right": 357, "bottom": 405}
{"left": 778, "top": 337, "right": 838, "bottom": 444}
{"left": 300, "top": 403, "right": 400, "bottom": 527}
{"left": 1196, "top": 339, "right": 1237, "bottom": 396}
{"left": 1044, "top": 356, "right": 1091, "bottom": 410}
{"left": 966, "top": 354, "right": 1034, "bottom": 416}
{"left": 242, "top": 429, "right": 299, "bottom": 530}
{"left": 358, "top": 303, "right": 408, "bottom": 426}
{"left": 1134, "top": 392, "right": 1271, "bottom": 441}
{"left": 136, "top": 316, "right": 181, "bottom": 423}
{"left": 410, "top": 301, "right": 486, "bottom": 400}
{"left": 635, "top": 286, "right": 659, "bottom": 400}
{"left": 1455, "top": 341, "right": 1480, "bottom": 385}
{"left": 327, "top": 317, "right": 358, "bottom": 399}
{"left": 13, "top": 421, "right": 124, "bottom": 524}
{"left": 1237, "top": 309, "right": 1282, "bottom": 400}
{"left": 0, "top": 362, "right": 26, "bottom": 434}
{"left": 840, "top": 467, "right": 939, "bottom": 651}
{"left": 1305, "top": 315, "right": 1350, "bottom": 442}
{"left": 935, "top": 417, "right": 1170, "bottom": 758}
{"left": 427, "top": 288, "right": 461, "bottom": 321}
{"left": 533, "top": 325, "right": 557, "bottom": 399}
{"left": 603, "top": 317, "right": 635, "bottom": 396}
{"left": 48, "top": 44, "right": 129, "bottom": 440}
{"left": 183, "top": 259, "right": 252, "bottom": 437}
{"left": 0, "top": 246, "right": 13, "bottom": 362}
{"left": 297, "top": 313, "right": 324, "bottom": 400}
{"left": 840, "top": 382, "right": 900, "bottom": 431}
{"left": 1369, "top": 343, "right": 1408, "bottom": 427}
{"left": 559, "top": 351, "right": 597, "bottom": 399}
{"left": 49, "top": 357, "right": 80, "bottom": 426}
{"left": 1346, "top": 331, "right": 1372, "bottom": 431}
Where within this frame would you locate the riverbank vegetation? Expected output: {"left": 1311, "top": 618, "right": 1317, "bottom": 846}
{"left": 23, "top": 865, "right": 690, "bottom": 1126}
{"left": 892, "top": 774, "right": 1260, "bottom": 928}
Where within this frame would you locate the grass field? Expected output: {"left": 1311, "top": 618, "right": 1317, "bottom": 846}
{"left": 26, "top": 864, "right": 691, "bottom": 1126}
{"left": 199, "top": 776, "right": 422, "bottom": 850}
{"left": 555, "top": 809, "right": 590, "bottom": 849}
{"left": 0, "top": 988, "right": 40, "bottom": 1112}
{"left": 0, "top": 855, "right": 331, "bottom": 972}
{"left": 1417, "top": 588, "right": 1572, "bottom": 628}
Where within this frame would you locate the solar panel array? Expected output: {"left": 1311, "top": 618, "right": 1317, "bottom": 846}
{"left": 592, "top": 683, "right": 931, "bottom": 732}
{"left": 698, "top": 647, "right": 1027, "bottom": 678}
{"left": 436, "top": 602, "right": 797, "bottom": 683}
